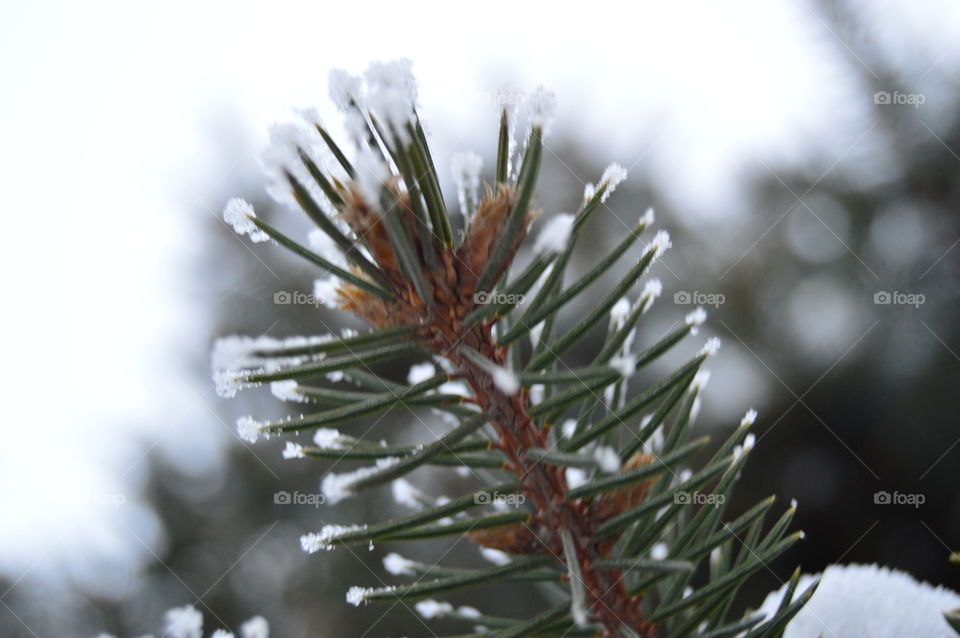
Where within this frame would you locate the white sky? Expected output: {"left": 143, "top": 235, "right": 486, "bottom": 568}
{"left": 1, "top": 0, "right": 958, "bottom": 593}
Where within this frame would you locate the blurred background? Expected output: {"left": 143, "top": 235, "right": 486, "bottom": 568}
{"left": 2, "top": 0, "right": 959, "bottom": 636}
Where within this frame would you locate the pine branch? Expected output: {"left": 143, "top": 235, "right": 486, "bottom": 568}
{"left": 216, "top": 60, "right": 807, "bottom": 637}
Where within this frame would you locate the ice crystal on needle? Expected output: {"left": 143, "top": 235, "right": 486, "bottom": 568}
{"left": 406, "top": 362, "right": 436, "bottom": 385}
{"left": 391, "top": 478, "right": 425, "bottom": 509}
{"left": 223, "top": 198, "right": 269, "bottom": 243}
{"left": 383, "top": 552, "right": 417, "bottom": 576}
{"left": 415, "top": 599, "right": 454, "bottom": 619}
{"left": 301, "top": 524, "right": 367, "bottom": 554}
{"left": 236, "top": 416, "right": 264, "bottom": 444}
{"left": 533, "top": 213, "right": 575, "bottom": 254}
{"left": 164, "top": 605, "right": 203, "bottom": 638}
{"left": 321, "top": 458, "right": 400, "bottom": 504}
{"left": 451, "top": 151, "right": 483, "bottom": 220}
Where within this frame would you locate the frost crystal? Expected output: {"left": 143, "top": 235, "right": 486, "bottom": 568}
{"left": 261, "top": 122, "right": 333, "bottom": 213}
{"left": 328, "top": 69, "right": 363, "bottom": 112}
{"left": 321, "top": 457, "right": 399, "bottom": 504}
{"left": 690, "top": 396, "right": 703, "bottom": 423}
{"left": 214, "top": 369, "right": 245, "bottom": 399}
{"left": 391, "top": 478, "right": 424, "bottom": 509}
{"left": 646, "top": 229, "right": 672, "bottom": 260}
{"left": 650, "top": 543, "right": 669, "bottom": 561}
{"left": 347, "top": 585, "right": 387, "bottom": 607}
{"left": 610, "top": 354, "right": 637, "bottom": 377}
{"left": 364, "top": 59, "right": 418, "bottom": 143}
{"left": 491, "top": 366, "right": 520, "bottom": 395}
{"left": 732, "top": 441, "right": 748, "bottom": 462}
{"left": 365, "top": 59, "right": 418, "bottom": 106}
{"left": 342, "top": 109, "right": 370, "bottom": 146}
{"left": 211, "top": 334, "right": 331, "bottom": 372}
{"left": 610, "top": 297, "right": 632, "bottom": 329}
{"left": 281, "top": 441, "right": 304, "bottom": 459}
{"left": 313, "top": 276, "right": 342, "bottom": 310}
{"left": 313, "top": 428, "right": 352, "bottom": 449}
{"left": 163, "top": 605, "right": 203, "bottom": 638}
{"left": 270, "top": 380, "right": 304, "bottom": 403}
{"left": 643, "top": 423, "right": 664, "bottom": 454}
{"left": 415, "top": 599, "right": 453, "bottom": 619}
{"left": 685, "top": 307, "right": 707, "bottom": 327}
{"left": 353, "top": 146, "right": 390, "bottom": 209}
{"left": 594, "top": 446, "right": 621, "bottom": 473}
{"left": 223, "top": 199, "right": 269, "bottom": 243}
{"left": 640, "top": 278, "right": 663, "bottom": 307}
{"left": 300, "top": 524, "right": 366, "bottom": 553}
{"left": 458, "top": 606, "right": 481, "bottom": 618}
{"left": 598, "top": 162, "right": 628, "bottom": 203}
{"left": 699, "top": 337, "right": 722, "bottom": 358}
{"left": 691, "top": 370, "right": 712, "bottom": 392}
{"left": 406, "top": 362, "right": 436, "bottom": 385}
{"left": 211, "top": 631, "right": 234, "bottom": 638}
{"left": 451, "top": 151, "right": 483, "bottom": 220}
{"left": 236, "top": 416, "right": 264, "bottom": 444}
{"left": 529, "top": 321, "right": 546, "bottom": 347}
{"left": 533, "top": 213, "right": 575, "bottom": 254}
{"left": 741, "top": 408, "right": 758, "bottom": 428}
{"left": 639, "top": 207, "right": 656, "bottom": 227}
{"left": 566, "top": 467, "right": 588, "bottom": 489}
{"left": 583, "top": 183, "right": 597, "bottom": 203}
{"left": 685, "top": 307, "right": 708, "bottom": 335}
{"left": 480, "top": 548, "right": 511, "bottom": 566}
{"left": 529, "top": 383, "right": 545, "bottom": 406}
{"left": 528, "top": 86, "right": 557, "bottom": 131}
{"left": 561, "top": 419, "right": 578, "bottom": 439}
{"left": 294, "top": 106, "right": 321, "bottom": 125}
{"left": 438, "top": 380, "right": 472, "bottom": 398}
{"left": 383, "top": 552, "right": 417, "bottom": 576}
{"left": 239, "top": 616, "right": 269, "bottom": 638}
{"left": 307, "top": 229, "right": 346, "bottom": 268}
